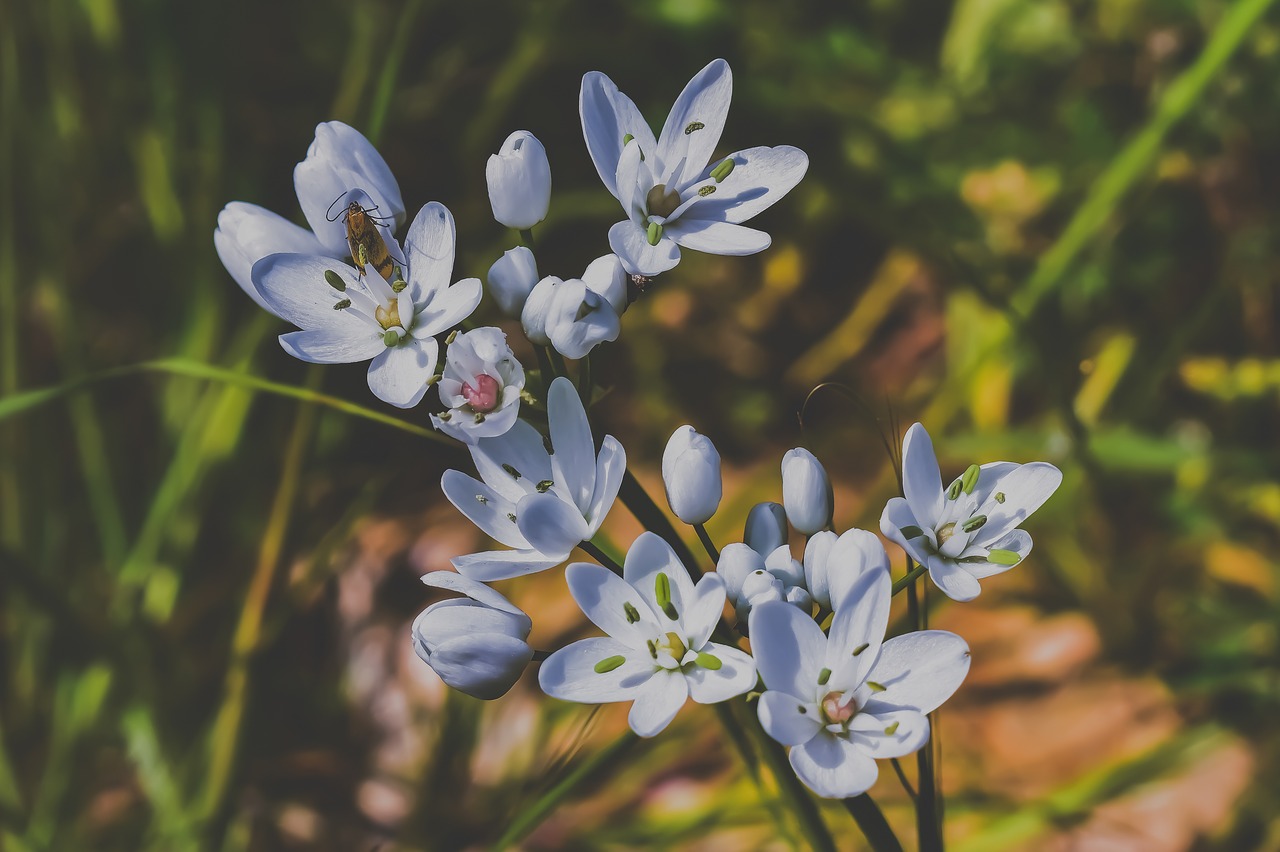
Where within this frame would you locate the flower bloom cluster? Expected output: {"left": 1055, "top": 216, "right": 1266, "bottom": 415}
{"left": 215, "top": 59, "right": 1061, "bottom": 804}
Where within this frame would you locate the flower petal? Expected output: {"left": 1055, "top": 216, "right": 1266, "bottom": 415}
{"left": 623, "top": 532, "right": 697, "bottom": 624}
{"left": 426, "top": 633, "right": 532, "bottom": 700}
{"left": 880, "top": 497, "right": 932, "bottom": 568}
{"left": 420, "top": 570, "right": 528, "bottom": 622}
{"left": 868, "top": 630, "right": 970, "bottom": 715}
{"left": 565, "top": 562, "right": 661, "bottom": 645}
{"left": 683, "top": 573, "right": 728, "bottom": 650}
{"left": 403, "top": 202, "right": 456, "bottom": 303}
{"left": 413, "top": 277, "right": 482, "bottom": 339}
{"left": 686, "top": 642, "right": 756, "bottom": 704}
{"left": 717, "top": 542, "right": 764, "bottom": 604}
{"left": 747, "top": 600, "right": 825, "bottom": 699}
{"left": 666, "top": 219, "right": 770, "bottom": 256}
{"left": 252, "top": 253, "right": 368, "bottom": 332}
{"left": 684, "top": 145, "right": 809, "bottom": 225}
{"left": 824, "top": 528, "right": 891, "bottom": 612}
{"left": 539, "top": 636, "right": 653, "bottom": 703}
{"left": 656, "top": 58, "right": 732, "bottom": 187}
{"left": 452, "top": 549, "right": 562, "bottom": 582}
{"left": 295, "top": 121, "right": 404, "bottom": 253}
{"left": 548, "top": 377, "right": 596, "bottom": 514}
{"left": 514, "top": 491, "right": 589, "bottom": 559}
{"left": 580, "top": 71, "right": 658, "bottom": 198}
{"left": 608, "top": 219, "right": 680, "bottom": 277}
{"left": 925, "top": 554, "right": 983, "bottom": 602}
{"left": 440, "top": 470, "right": 528, "bottom": 549}
{"left": 848, "top": 708, "right": 930, "bottom": 758}
{"left": 966, "top": 529, "right": 1033, "bottom": 579}
{"left": 757, "top": 690, "right": 822, "bottom": 746}
{"left": 789, "top": 733, "right": 879, "bottom": 799}
{"left": 366, "top": 337, "right": 438, "bottom": 408}
{"left": 901, "top": 423, "right": 944, "bottom": 526}
{"left": 971, "top": 462, "right": 1062, "bottom": 546}
{"left": 585, "top": 435, "right": 626, "bottom": 533}
{"left": 470, "top": 420, "right": 554, "bottom": 503}
{"left": 277, "top": 328, "right": 384, "bottom": 364}
{"left": 214, "top": 202, "right": 329, "bottom": 312}
{"left": 628, "top": 670, "right": 689, "bottom": 737}
{"left": 826, "top": 566, "right": 891, "bottom": 691}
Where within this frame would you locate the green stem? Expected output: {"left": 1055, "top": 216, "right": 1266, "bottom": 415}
{"left": 579, "top": 539, "right": 623, "bottom": 575}
{"left": 618, "top": 468, "right": 704, "bottom": 581}
{"left": 548, "top": 347, "right": 570, "bottom": 382}
{"left": 577, "top": 352, "right": 592, "bottom": 407}
{"left": 518, "top": 228, "right": 535, "bottom": 249}
{"left": 713, "top": 702, "right": 802, "bottom": 848}
{"left": 491, "top": 731, "right": 639, "bottom": 850}
{"left": 844, "top": 794, "right": 905, "bottom": 852}
{"left": 892, "top": 563, "right": 928, "bottom": 595}
{"left": 748, "top": 714, "right": 838, "bottom": 852}
{"left": 694, "top": 523, "right": 720, "bottom": 564}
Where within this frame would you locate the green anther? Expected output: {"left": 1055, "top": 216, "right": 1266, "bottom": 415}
{"left": 655, "top": 573, "right": 671, "bottom": 607}
{"left": 393, "top": 265, "right": 403, "bottom": 279}
{"left": 646, "top": 639, "right": 658, "bottom": 659}
{"left": 818, "top": 668, "right": 832, "bottom": 685}
{"left": 439, "top": 412, "right": 452, "bottom": 422}
{"left": 445, "top": 329, "right": 458, "bottom": 344}
{"left": 994, "top": 491, "right": 1006, "bottom": 503}
{"left": 382, "top": 330, "right": 399, "bottom": 347}
{"left": 623, "top": 602, "right": 640, "bottom": 624}
{"left": 710, "top": 158, "right": 735, "bottom": 182}
{"left": 884, "top": 721, "right": 900, "bottom": 735}
{"left": 391, "top": 279, "right": 408, "bottom": 293}
{"left": 988, "top": 549, "right": 1021, "bottom": 565}
{"left": 899, "top": 525, "right": 924, "bottom": 539}
{"left": 867, "top": 681, "right": 886, "bottom": 692}
{"left": 947, "top": 479, "right": 963, "bottom": 500}
{"left": 473, "top": 413, "right": 486, "bottom": 424}
{"left": 623, "top": 133, "right": 634, "bottom": 145}
{"left": 684, "top": 121, "right": 705, "bottom": 134}
{"left": 852, "top": 643, "right": 869, "bottom": 656}
{"left": 536, "top": 479, "right": 553, "bottom": 493}
{"left": 696, "top": 652, "right": 722, "bottom": 670}
{"left": 332, "top": 298, "right": 351, "bottom": 310}
{"left": 662, "top": 602, "right": 679, "bottom": 621}
{"left": 961, "top": 463, "right": 981, "bottom": 495}
{"left": 697, "top": 185, "right": 716, "bottom": 197}
{"left": 324, "top": 270, "right": 346, "bottom": 291}
{"left": 502, "top": 464, "right": 521, "bottom": 479}
{"left": 646, "top": 221, "right": 663, "bottom": 246}
{"left": 594, "top": 655, "right": 626, "bottom": 674}
{"left": 506, "top": 513, "right": 517, "bottom": 523}
{"left": 961, "top": 515, "right": 987, "bottom": 533}
{"left": 475, "top": 495, "right": 487, "bottom": 504}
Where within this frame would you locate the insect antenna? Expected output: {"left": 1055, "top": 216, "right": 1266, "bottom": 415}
{"left": 326, "top": 191, "right": 352, "bottom": 222}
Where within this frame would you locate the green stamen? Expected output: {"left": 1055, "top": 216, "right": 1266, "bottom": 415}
{"left": 324, "top": 270, "right": 346, "bottom": 291}
{"left": 884, "top": 721, "right": 900, "bottom": 735}
{"left": 623, "top": 133, "right": 634, "bottom": 145}
{"left": 961, "top": 463, "right": 981, "bottom": 495}
{"left": 502, "top": 464, "right": 521, "bottom": 479}
{"left": 623, "top": 602, "right": 641, "bottom": 624}
{"left": 382, "top": 330, "right": 399, "bottom": 347}
{"left": 818, "top": 667, "right": 831, "bottom": 685}
{"left": 697, "top": 185, "right": 716, "bottom": 196}
{"left": 536, "top": 479, "right": 553, "bottom": 493}
{"left": 852, "top": 643, "right": 869, "bottom": 656}
{"left": 445, "top": 329, "right": 458, "bottom": 345}
{"left": 594, "top": 655, "right": 626, "bottom": 673}
{"left": 473, "top": 413, "right": 486, "bottom": 424}
{"left": 866, "top": 681, "right": 886, "bottom": 692}
{"left": 947, "top": 479, "right": 963, "bottom": 500}
{"left": 696, "top": 652, "right": 722, "bottom": 670}
{"left": 710, "top": 158, "right": 735, "bottom": 182}
{"left": 646, "top": 221, "right": 663, "bottom": 246}
{"left": 994, "top": 491, "right": 1006, "bottom": 503}
{"left": 684, "top": 121, "right": 705, "bottom": 134}
{"left": 988, "top": 549, "right": 1021, "bottom": 565}
{"left": 655, "top": 573, "right": 671, "bottom": 607}
{"left": 332, "top": 298, "right": 351, "bottom": 310}
{"left": 391, "top": 279, "right": 408, "bottom": 293}
{"left": 961, "top": 515, "right": 987, "bottom": 533}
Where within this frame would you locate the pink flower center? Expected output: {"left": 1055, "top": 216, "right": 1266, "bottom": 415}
{"left": 462, "top": 374, "right": 501, "bottom": 413}
{"left": 821, "top": 691, "right": 856, "bottom": 725}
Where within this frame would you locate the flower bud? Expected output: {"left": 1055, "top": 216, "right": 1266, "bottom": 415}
{"left": 781, "top": 448, "right": 833, "bottom": 535}
{"left": 486, "top": 130, "right": 551, "bottom": 230}
{"left": 661, "top": 425, "right": 722, "bottom": 525}
{"left": 412, "top": 572, "right": 533, "bottom": 700}
{"left": 744, "top": 502, "right": 788, "bottom": 555}
{"left": 521, "top": 276, "right": 559, "bottom": 345}
{"left": 431, "top": 327, "right": 525, "bottom": 444}
{"left": 742, "top": 569, "right": 784, "bottom": 605}
{"left": 487, "top": 247, "right": 540, "bottom": 317}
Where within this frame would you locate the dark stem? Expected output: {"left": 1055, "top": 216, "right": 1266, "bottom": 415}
{"left": 694, "top": 523, "right": 720, "bottom": 564}
{"left": 548, "top": 347, "right": 570, "bottom": 382}
{"left": 890, "top": 757, "right": 917, "bottom": 802}
{"left": 904, "top": 557, "right": 943, "bottom": 852}
{"left": 618, "top": 468, "right": 704, "bottom": 582}
{"left": 891, "top": 563, "right": 928, "bottom": 595}
{"left": 579, "top": 540, "right": 623, "bottom": 575}
{"left": 534, "top": 346, "right": 558, "bottom": 391}
{"left": 843, "top": 794, "right": 905, "bottom": 852}
{"left": 518, "top": 228, "right": 535, "bottom": 249}
{"left": 577, "top": 353, "right": 592, "bottom": 407}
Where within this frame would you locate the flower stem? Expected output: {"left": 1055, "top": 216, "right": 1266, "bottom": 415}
{"left": 618, "top": 468, "right": 704, "bottom": 582}
{"left": 548, "top": 347, "right": 570, "bottom": 382}
{"left": 579, "top": 539, "right": 623, "bottom": 575}
{"left": 518, "top": 228, "right": 535, "bottom": 249}
{"left": 577, "top": 352, "right": 592, "bottom": 407}
{"left": 746, "top": 711, "right": 838, "bottom": 852}
{"left": 891, "top": 563, "right": 927, "bottom": 595}
{"left": 491, "top": 730, "right": 640, "bottom": 850}
{"left": 694, "top": 523, "right": 720, "bottom": 564}
{"left": 843, "top": 794, "right": 905, "bottom": 852}
{"left": 537, "top": 345, "right": 560, "bottom": 382}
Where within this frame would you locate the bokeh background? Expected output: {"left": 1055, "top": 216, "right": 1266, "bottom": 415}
{"left": 3, "top": 0, "right": 1280, "bottom": 848}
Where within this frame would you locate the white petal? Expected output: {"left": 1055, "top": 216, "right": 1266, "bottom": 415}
{"left": 538, "top": 637, "right": 653, "bottom": 703}
{"left": 747, "top": 601, "right": 824, "bottom": 699}
{"left": 879, "top": 497, "right": 933, "bottom": 569}
{"left": 277, "top": 328, "right": 384, "bottom": 364}
{"left": 848, "top": 708, "right": 930, "bottom": 758}
{"left": 295, "top": 121, "right": 404, "bottom": 252}
{"left": 825, "top": 566, "right": 891, "bottom": 691}
{"left": 683, "top": 573, "right": 728, "bottom": 650}
{"left": 789, "top": 733, "right": 879, "bottom": 799}
{"left": 440, "top": 470, "right": 528, "bottom": 549}
{"left": 470, "top": 419, "right": 555, "bottom": 503}
{"left": 416, "top": 600, "right": 528, "bottom": 648}
{"left": 825, "top": 529, "right": 891, "bottom": 613}
{"left": 656, "top": 58, "right": 732, "bottom": 187}
{"left": 548, "top": 286, "right": 620, "bottom": 360}
{"left": 403, "top": 202, "right": 456, "bottom": 303}
{"left": 425, "top": 633, "right": 532, "bottom": 700}
{"left": 580, "top": 71, "right": 658, "bottom": 198}
{"left": 565, "top": 562, "right": 660, "bottom": 645}
{"left": 868, "top": 630, "right": 970, "bottom": 714}
{"left": 966, "top": 529, "right": 1032, "bottom": 580}
{"left": 744, "top": 501, "right": 788, "bottom": 556}
{"left": 628, "top": 670, "right": 689, "bottom": 737}
{"left": 413, "top": 277, "right": 482, "bottom": 338}
{"left": 585, "top": 435, "right": 626, "bottom": 532}
{"left": 214, "top": 202, "right": 328, "bottom": 312}
{"left": 514, "top": 491, "right": 589, "bottom": 559}
{"left": 926, "top": 554, "right": 983, "bottom": 602}
{"left": 686, "top": 642, "right": 755, "bottom": 704}
{"left": 548, "top": 377, "right": 596, "bottom": 514}
{"left": 716, "top": 542, "right": 763, "bottom": 604}
{"left": 608, "top": 219, "right": 681, "bottom": 277}
{"left": 366, "top": 337, "right": 438, "bottom": 408}
{"left": 684, "top": 145, "right": 809, "bottom": 224}
{"left": 452, "top": 549, "right": 562, "bottom": 582}
{"left": 757, "top": 690, "right": 822, "bottom": 746}
{"left": 667, "top": 219, "right": 770, "bottom": 256}
{"left": 623, "top": 532, "right": 697, "bottom": 623}
{"left": 581, "top": 253, "right": 628, "bottom": 316}
{"left": 971, "top": 462, "right": 1062, "bottom": 546}
{"left": 420, "top": 570, "right": 528, "bottom": 623}
{"left": 252, "top": 254, "right": 368, "bottom": 332}
{"left": 901, "top": 423, "right": 944, "bottom": 526}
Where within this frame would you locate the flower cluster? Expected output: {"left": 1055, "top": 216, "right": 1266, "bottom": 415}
{"left": 216, "top": 58, "right": 1061, "bottom": 810}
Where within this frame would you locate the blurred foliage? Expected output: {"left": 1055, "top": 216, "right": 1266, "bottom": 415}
{"left": 2, "top": 0, "right": 1280, "bottom": 849}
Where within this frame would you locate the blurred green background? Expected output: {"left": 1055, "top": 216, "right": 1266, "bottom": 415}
{"left": 3, "top": 0, "right": 1280, "bottom": 848}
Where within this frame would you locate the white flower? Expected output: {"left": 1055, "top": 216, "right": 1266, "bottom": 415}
{"left": 880, "top": 422, "right": 1062, "bottom": 602}
{"left": 750, "top": 569, "right": 970, "bottom": 798}
{"left": 431, "top": 327, "right": 526, "bottom": 444}
{"left": 486, "top": 131, "right": 552, "bottom": 230}
{"left": 717, "top": 543, "right": 810, "bottom": 621}
{"left": 539, "top": 533, "right": 757, "bottom": 737}
{"left": 252, "top": 202, "right": 481, "bottom": 409}
{"left": 580, "top": 58, "right": 809, "bottom": 276}
{"left": 781, "top": 448, "right": 833, "bottom": 535}
{"left": 802, "top": 529, "right": 889, "bottom": 613}
{"left": 661, "top": 425, "right": 722, "bottom": 525}
{"left": 215, "top": 121, "right": 403, "bottom": 310}
{"left": 442, "top": 377, "right": 625, "bottom": 581}
{"left": 412, "top": 571, "right": 533, "bottom": 700}
{"left": 744, "top": 501, "right": 788, "bottom": 555}
{"left": 487, "top": 246, "right": 540, "bottom": 317}
{"left": 522, "top": 255, "right": 628, "bottom": 359}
